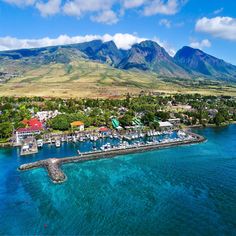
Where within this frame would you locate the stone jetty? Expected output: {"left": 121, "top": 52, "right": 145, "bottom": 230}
{"left": 19, "top": 131, "right": 206, "bottom": 184}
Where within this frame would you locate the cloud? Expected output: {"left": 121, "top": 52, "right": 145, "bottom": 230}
{"left": 196, "top": 16, "right": 236, "bottom": 41}
{"left": 2, "top": 0, "right": 35, "bottom": 7}
{"left": 123, "top": 0, "right": 145, "bottom": 9}
{"left": 36, "top": 0, "right": 61, "bottom": 16}
{"left": 91, "top": 10, "right": 118, "bottom": 24}
{"left": 2, "top": 0, "right": 187, "bottom": 23}
{"left": 159, "top": 18, "right": 171, "bottom": 28}
{"left": 143, "top": 0, "right": 187, "bottom": 16}
{"left": 63, "top": 0, "right": 114, "bottom": 18}
{"left": 189, "top": 39, "right": 211, "bottom": 50}
{"left": 213, "top": 7, "right": 223, "bottom": 15}
{"left": 0, "top": 33, "right": 175, "bottom": 55}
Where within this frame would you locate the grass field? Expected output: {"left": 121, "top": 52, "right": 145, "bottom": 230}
{"left": 1, "top": 59, "right": 236, "bottom": 98}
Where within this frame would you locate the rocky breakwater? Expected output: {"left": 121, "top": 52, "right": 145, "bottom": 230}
{"left": 19, "top": 158, "right": 66, "bottom": 183}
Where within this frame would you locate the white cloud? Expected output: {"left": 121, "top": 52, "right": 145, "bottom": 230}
{"left": 3, "top": 0, "right": 35, "bottom": 7}
{"left": 189, "top": 39, "right": 211, "bottom": 50}
{"left": 196, "top": 16, "right": 236, "bottom": 41}
{"left": 159, "top": 18, "right": 171, "bottom": 28}
{"left": 2, "top": 0, "right": 187, "bottom": 23}
{"left": 213, "top": 7, "right": 223, "bottom": 15}
{"left": 63, "top": 0, "right": 113, "bottom": 18}
{"left": 36, "top": 0, "right": 61, "bottom": 16}
{"left": 143, "top": 0, "right": 187, "bottom": 16}
{"left": 123, "top": 0, "right": 145, "bottom": 9}
{"left": 0, "top": 33, "right": 175, "bottom": 55}
{"left": 91, "top": 10, "right": 118, "bottom": 24}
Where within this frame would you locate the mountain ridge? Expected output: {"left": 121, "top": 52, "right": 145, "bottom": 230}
{"left": 0, "top": 40, "right": 236, "bottom": 82}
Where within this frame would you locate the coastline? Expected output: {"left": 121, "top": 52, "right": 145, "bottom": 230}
{"left": 19, "top": 131, "right": 206, "bottom": 184}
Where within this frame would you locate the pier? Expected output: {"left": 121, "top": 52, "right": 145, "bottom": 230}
{"left": 18, "top": 131, "right": 206, "bottom": 184}
{"left": 20, "top": 137, "right": 38, "bottom": 156}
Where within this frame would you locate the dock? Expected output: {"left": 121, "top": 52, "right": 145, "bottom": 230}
{"left": 18, "top": 131, "right": 206, "bottom": 184}
{"left": 20, "top": 137, "right": 38, "bottom": 156}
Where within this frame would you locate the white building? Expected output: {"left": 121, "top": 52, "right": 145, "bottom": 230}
{"left": 36, "top": 110, "right": 61, "bottom": 122}
{"left": 158, "top": 121, "right": 173, "bottom": 130}
{"left": 15, "top": 127, "right": 42, "bottom": 145}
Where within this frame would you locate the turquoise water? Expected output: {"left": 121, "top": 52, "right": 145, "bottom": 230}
{"left": 0, "top": 126, "right": 236, "bottom": 235}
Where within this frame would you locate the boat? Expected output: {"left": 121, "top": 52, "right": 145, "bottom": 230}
{"left": 72, "top": 136, "right": 77, "bottom": 143}
{"left": 37, "top": 139, "right": 44, "bottom": 148}
{"left": 177, "top": 130, "right": 186, "bottom": 137}
{"left": 55, "top": 140, "right": 61, "bottom": 148}
{"left": 100, "top": 143, "right": 111, "bottom": 151}
{"left": 61, "top": 137, "right": 66, "bottom": 142}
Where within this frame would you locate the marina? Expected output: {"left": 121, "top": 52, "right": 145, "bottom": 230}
{"left": 19, "top": 131, "right": 206, "bottom": 183}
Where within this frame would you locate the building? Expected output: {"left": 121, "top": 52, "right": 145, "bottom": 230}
{"left": 99, "top": 127, "right": 109, "bottom": 135}
{"left": 158, "top": 121, "right": 173, "bottom": 130}
{"left": 22, "top": 118, "right": 43, "bottom": 129}
{"left": 168, "top": 118, "right": 181, "bottom": 126}
{"left": 15, "top": 118, "right": 44, "bottom": 145}
{"left": 15, "top": 127, "right": 42, "bottom": 145}
{"left": 36, "top": 110, "right": 61, "bottom": 122}
{"left": 70, "top": 121, "right": 85, "bottom": 131}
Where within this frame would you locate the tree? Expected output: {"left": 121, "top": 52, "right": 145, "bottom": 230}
{"left": 119, "top": 113, "right": 133, "bottom": 127}
{"left": 214, "top": 112, "right": 225, "bottom": 126}
{"left": 141, "top": 112, "right": 155, "bottom": 125}
{"left": 0, "top": 122, "right": 13, "bottom": 140}
{"left": 49, "top": 114, "right": 70, "bottom": 131}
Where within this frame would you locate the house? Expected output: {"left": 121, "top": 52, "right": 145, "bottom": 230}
{"left": 36, "top": 110, "right": 61, "bottom": 122}
{"left": 71, "top": 121, "right": 85, "bottom": 131}
{"left": 14, "top": 118, "right": 44, "bottom": 145}
{"left": 15, "top": 127, "right": 42, "bottom": 144}
{"left": 168, "top": 118, "right": 181, "bottom": 126}
{"left": 158, "top": 121, "right": 173, "bottom": 130}
{"left": 22, "top": 118, "right": 43, "bottom": 129}
{"left": 99, "top": 127, "right": 109, "bottom": 135}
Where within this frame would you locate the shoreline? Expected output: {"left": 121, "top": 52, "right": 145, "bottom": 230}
{"left": 1, "top": 122, "right": 235, "bottom": 148}
{"left": 19, "top": 131, "right": 206, "bottom": 184}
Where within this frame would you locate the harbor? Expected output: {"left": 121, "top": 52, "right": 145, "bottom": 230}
{"left": 19, "top": 131, "right": 206, "bottom": 183}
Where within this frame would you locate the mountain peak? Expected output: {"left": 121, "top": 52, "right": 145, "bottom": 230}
{"left": 174, "top": 46, "right": 236, "bottom": 80}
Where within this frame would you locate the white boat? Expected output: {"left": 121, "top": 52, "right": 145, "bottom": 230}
{"left": 37, "top": 139, "right": 44, "bottom": 148}
{"left": 100, "top": 143, "right": 111, "bottom": 151}
{"left": 178, "top": 130, "right": 186, "bottom": 137}
{"left": 72, "top": 136, "right": 77, "bottom": 143}
{"left": 55, "top": 140, "right": 61, "bottom": 148}
{"left": 61, "top": 137, "right": 66, "bottom": 142}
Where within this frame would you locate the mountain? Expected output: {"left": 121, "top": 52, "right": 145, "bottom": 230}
{"left": 0, "top": 40, "right": 236, "bottom": 83}
{"left": 174, "top": 46, "right": 236, "bottom": 82}
{"left": 71, "top": 40, "right": 124, "bottom": 66}
{"left": 118, "top": 40, "right": 189, "bottom": 78}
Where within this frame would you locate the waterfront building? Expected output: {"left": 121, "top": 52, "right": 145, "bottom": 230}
{"left": 71, "top": 121, "right": 85, "bottom": 131}
{"left": 99, "top": 127, "right": 109, "bottom": 134}
{"left": 158, "top": 121, "right": 173, "bottom": 130}
{"left": 21, "top": 118, "right": 43, "bottom": 129}
{"left": 15, "top": 127, "right": 42, "bottom": 145}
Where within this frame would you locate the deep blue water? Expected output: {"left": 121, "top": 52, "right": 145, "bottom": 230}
{"left": 0, "top": 126, "right": 236, "bottom": 235}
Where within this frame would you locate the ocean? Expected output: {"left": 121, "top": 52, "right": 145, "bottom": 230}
{"left": 0, "top": 126, "right": 236, "bottom": 235}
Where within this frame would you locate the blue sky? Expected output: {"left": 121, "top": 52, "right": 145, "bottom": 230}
{"left": 0, "top": 0, "right": 236, "bottom": 64}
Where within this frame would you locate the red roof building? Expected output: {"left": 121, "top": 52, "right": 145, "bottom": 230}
{"left": 99, "top": 127, "right": 109, "bottom": 132}
{"left": 21, "top": 118, "right": 43, "bottom": 129}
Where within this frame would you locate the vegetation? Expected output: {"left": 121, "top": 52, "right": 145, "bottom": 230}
{"left": 0, "top": 93, "right": 236, "bottom": 141}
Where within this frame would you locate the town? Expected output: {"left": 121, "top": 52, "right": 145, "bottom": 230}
{"left": 0, "top": 92, "right": 235, "bottom": 155}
